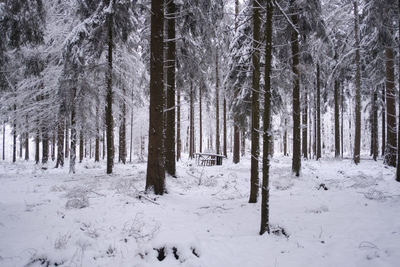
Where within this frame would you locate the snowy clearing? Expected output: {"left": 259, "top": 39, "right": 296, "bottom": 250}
{"left": 0, "top": 156, "right": 399, "bottom": 267}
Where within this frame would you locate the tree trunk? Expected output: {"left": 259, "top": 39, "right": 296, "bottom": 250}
{"left": 105, "top": 11, "right": 114, "bottom": 174}
{"left": 42, "top": 128, "right": 48, "bottom": 164}
{"left": 12, "top": 122, "right": 16, "bottom": 163}
{"left": 341, "top": 83, "right": 344, "bottom": 157}
{"left": 384, "top": 47, "right": 397, "bottom": 167}
{"left": 35, "top": 129, "right": 40, "bottom": 164}
{"left": 51, "top": 133, "right": 55, "bottom": 161}
{"left": 241, "top": 128, "right": 245, "bottom": 156}
{"left": 353, "top": 0, "right": 361, "bottom": 164}
{"left": 396, "top": 0, "right": 400, "bottom": 182}
{"left": 291, "top": 0, "right": 301, "bottom": 175}
{"left": 316, "top": 64, "right": 321, "bottom": 160}
{"left": 95, "top": 108, "right": 100, "bottom": 162}
{"left": 119, "top": 88, "right": 127, "bottom": 164}
{"left": 302, "top": 87, "right": 308, "bottom": 159}
{"left": 372, "top": 88, "right": 378, "bottom": 161}
{"left": 19, "top": 135, "right": 22, "bottom": 159}
{"left": 233, "top": 0, "right": 240, "bottom": 164}
{"left": 165, "top": 0, "right": 176, "bottom": 176}
{"left": 249, "top": 0, "right": 261, "bottom": 203}
{"left": 2, "top": 122, "right": 4, "bottom": 160}
{"left": 79, "top": 131, "right": 83, "bottom": 163}
{"left": 25, "top": 131, "right": 29, "bottom": 160}
{"left": 56, "top": 113, "right": 64, "bottom": 168}
{"left": 177, "top": 77, "right": 181, "bottom": 161}
{"left": 129, "top": 99, "right": 133, "bottom": 163}
{"left": 223, "top": 94, "right": 227, "bottom": 157}
{"left": 189, "top": 82, "right": 194, "bottom": 158}
{"left": 260, "top": 0, "right": 273, "bottom": 235}
{"left": 215, "top": 48, "right": 220, "bottom": 155}
{"left": 199, "top": 86, "right": 203, "bottom": 153}
{"left": 146, "top": 0, "right": 165, "bottom": 195}
{"left": 65, "top": 120, "right": 69, "bottom": 158}
{"left": 284, "top": 117, "right": 288, "bottom": 156}
{"left": 69, "top": 90, "right": 77, "bottom": 174}
{"left": 334, "top": 80, "right": 340, "bottom": 157}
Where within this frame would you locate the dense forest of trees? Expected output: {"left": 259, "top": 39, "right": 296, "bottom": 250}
{"left": 1, "top": 0, "right": 400, "bottom": 235}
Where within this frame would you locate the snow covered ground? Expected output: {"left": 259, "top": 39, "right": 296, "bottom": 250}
{"left": 0, "top": 156, "right": 399, "bottom": 267}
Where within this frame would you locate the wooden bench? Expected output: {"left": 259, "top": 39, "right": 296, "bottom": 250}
{"left": 193, "top": 153, "right": 226, "bottom": 166}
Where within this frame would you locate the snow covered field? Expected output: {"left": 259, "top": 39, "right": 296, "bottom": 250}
{"left": 0, "top": 156, "right": 399, "bottom": 267}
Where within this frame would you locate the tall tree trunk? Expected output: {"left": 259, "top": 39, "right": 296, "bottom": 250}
{"left": 215, "top": 48, "right": 220, "bottom": 155}
{"left": 165, "top": 0, "right": 176, "bottom": 175}
{"left": 79, "top": 131, "right": 83, "bottom": 163}
{"left": 176, "top": 78, "right": 181, "bottom": 161}
{"left": 233, "top": 0, "right": 240, "bottom": 164}
{"left": 189, "top": 82, "right": 194, "bottom": 158}
{"left": 353, "top": 0, "right": 361, "bottom": 164}
{"left": 69, "top": 90, "right": 77, "bottom": 174}
{"left": 334, "top": 80, "right": 340, "bottom": 157}
{"left": 199, "top": 86, "right": 203, "bottom": 153}
{"left": 291, "top": 0, "right": 301, "bottom": 175}
{"left": 241, "top": 128, "right": 245, "bottom": 156}
{"left": 2, "top": 122, "right": 4, "bottom": 160}
{"left": 119, "top": 87, "right": 127, "bottom": 164}
{"left": 223, "top": 93, "right": 227, "bottom": 157}
{"left": 316, "top": 64, "right": 321, "bottom": 160}
{"left": 55, "top": 113, "right": 64, "bottom": 168}
{"left": 102, "top": 129, "right": 105, "bottom": 160}
{"left": 42, "top": 128, "right": 48, "bottom": 164}
{"left": 396, "top": 0, "right": 400, "bottom": 182}
{"left": 25, "top": 131, "right": 29, "bottom": 160}
{"left": 35, "top": 129, "right": 40, "bottom": 164}
{"left": 249, "top": 0, "right": 261, "bottom": 203}
{"left": 302, "top": 87, "right": 308, "bottom": 159}
{"left": 384, "top": 47, "right": 397, "bottom": 167}
{"left": 372, "top": 88, "right": 378, "bottom": 161}
{"left": 65, "top": 119, "right": 69, "bottom": 158}
{"left": 95, "top": 108, "right": 100, "bottom": 162}
{"left": 105, "top": 10, "right": 114, "bottom": 174}
{"left": 341, "top": 83, "right": 344, "bottom": 157}
{"left": 284, "top": 117, "right": 288, "bottom": 156}
{"left": 12, "top": 121, "right": 16, "bottom": 163}
{"left": 129, "top": 100, "right": 133, "bottom": 163}
{"left": 19, "top": 135, "right": 22, "bottom": 159}
{"left": 51, "top": 133, "right": 55, "bottom": 161}
{"left": 260, "top": 0, "right": 273, "bottom": 235}
{"left": 146, "top": 0, "right": 165, "bottom": 195}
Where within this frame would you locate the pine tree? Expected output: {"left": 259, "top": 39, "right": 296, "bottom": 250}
{"left": 353, "top": 0, "right": 361, "bottom": 164}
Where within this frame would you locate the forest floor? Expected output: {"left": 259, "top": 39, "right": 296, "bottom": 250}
{"left": 0, "top": 155, "right": 399, "bottom": 267}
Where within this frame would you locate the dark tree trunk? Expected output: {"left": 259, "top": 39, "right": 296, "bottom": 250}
{"left": 176, "top": 78, "right": 181, "bottom": 161}
{"left": 42, "top": 128, "right": 48, "bottom": 164}
{"left": 69, "top": 90, "right": 77, "bottom": 174}
{"left": 199, "top": 86, "right": 203, "bottom": 153}
{"left": 216, "top": 49, "right": 220, "bottom": 155}
{"left": 384, "top": 47, "right": 397, "bottom": 167}
{"left": 12, "top": 122, "right": 16, "bottom": 163}
{"left": 129, "top": 98, "right": 133, "bottom": 163}
{"left": 119, "top": 88, "right": 127, "bottom": 164}
{"left": 233, "top": 0, "right": 240, "bottom": 164}
{"left": 2, "top": 122, "right": 4, "bottom": 160}
{"left": 105, "top": 11, "right": 114, "bottom": 174}
{"left": 372, "top": 88, "right": 378, "bottom": 161}
{"left": 51, "top": 133, "right": 55, "bottom": 161}
{"left": 241, "top": 128, "right": 245, "bottom": 156}
{"left": 25, "top": 131, "right": 29, "bottom": 160}
{"left": 341, "top": 83, "right": 344, "bottom": 157}
{"left": 55, "top": 114, "right": 64, "bottom": 168}
{"left": 291, "top": 0, "right": 301, "bottom": 175}
{"left": 189, "top": 82, "right": 194, "bottom": 158}
{"left": 65, "top": 120, "right": 69, "bottom": 158}
{"left": 19, "top": 135, "right": 22, "bottom": 159}
{"left": 353, "top": 0, "right": 361, "bottom": 164}
{"left": 146, "top": 0, "right": 165, "bottom": 195}
{"left": 316, "top": 64, "right": 321, "bottom": 160}
{"left": 334, "top": 80, "right": 340, "bottom": 157}
{"left": 79, "top": 131, "right": 83, "bottom": 163}
{"left": 165, "top": 0, "right": 176, "bottom": 175}
{"left": 102, "top": 130, "right": 105, "bottom": 160}
{"left": 233, "top": 125, "right": 240, "bottom": 163}
{"left": 35, "top": 130, "right": 40, "bottom": 164}
{"left": 223, "top": 94, "right": 227, "bottom": 157}
{"left": 396, "top": 0, "right": 400, "bottom": 182}
{"left": 260, "top": 0, "right": 273, "bottom": 235}
{"left": 95, "top": 108, "right": 100, "bottom": 162}
{"left": 249, "top": 0, "right": 261, "bottom": 203}
{"left": 382, "top": 85, "right": 386, "bottom": 157}
{"left": 302, "top": 87, "right": 308, "bottom": 159}
{"left": 284, "top": 117, "right": 287, "bottom": 156}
